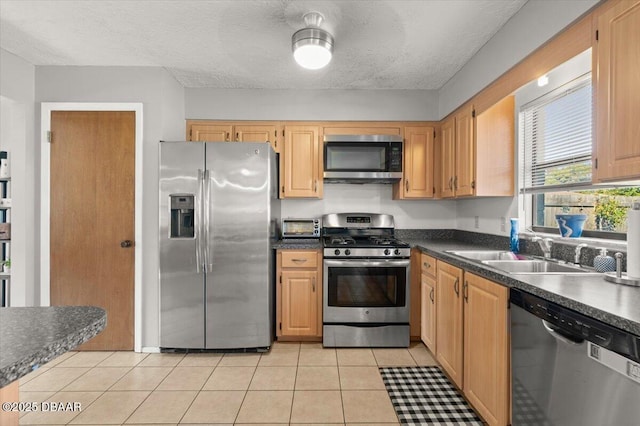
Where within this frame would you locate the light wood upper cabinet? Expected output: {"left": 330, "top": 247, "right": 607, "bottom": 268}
{"left": 189, "top": 123, "right": 233, "bottom": 142}
{"left": 593, "top": 0, "right": 640, "bottom": 182}
{"left": 463, "top": 272, "right": 509, "bottom": 426}
{"left": 282, "top": 125, "right": 322, "bottom": 198}
{"left": 187, "top": 121, "right": 281, "bottom": 153}
{"left": 441, "top": 97, "right": 514, "bottom": 198}
{"left": 277, "top": 250, "right": 322, "bottom": 338}
{"left": 398, "top": 126, "right": 435, "bottom": 198}
{"left": 323, "top": 126, "right": 401, "bottom": 136}
{"left": 455, "top": 106, "right": 475, "bottom": 197}
{"left": 440, "top": 117, "right": 456, "bottom": 198}
{"left": 475, "top": 96, "right": 515, "bottom": 196}
{"left": 234, "top": 124, "right": 279, "bottom": 149}
{"left": 435, "top": 260, "right": 464, "bottom": 388}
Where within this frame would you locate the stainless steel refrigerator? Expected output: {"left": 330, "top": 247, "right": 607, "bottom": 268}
{"left": 159, "top": 141, "right": 280, "bottom": 350}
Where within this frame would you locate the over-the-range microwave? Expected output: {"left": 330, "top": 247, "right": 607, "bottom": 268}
{"left": 323, "top": 134, "right": 403, "bottom": 184}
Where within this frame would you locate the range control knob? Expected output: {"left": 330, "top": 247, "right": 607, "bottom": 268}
{"left": 334, "top": 249, "right": 341, "bottom": 256}
{"left": 345, "top": 249, "right": 351, "bottom": 256}
{"left": 384, "top": 249, "right": 390, "bottom": 256}
{"left": 394, "top": 249, "right": 401, "bottom": 255}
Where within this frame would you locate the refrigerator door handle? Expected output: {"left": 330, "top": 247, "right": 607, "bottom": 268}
{"left": 204, "top": 169, "right": 213, "bottom": 272}
{"left": 196, "top": 169, "right": 204, "bottom": 273}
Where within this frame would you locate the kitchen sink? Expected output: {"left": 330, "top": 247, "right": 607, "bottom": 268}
{"left": 482, "top": 260, "right": 597, "bottom": 274}
{"left": 446, "top": 250, "right": 521, "bottom": 261}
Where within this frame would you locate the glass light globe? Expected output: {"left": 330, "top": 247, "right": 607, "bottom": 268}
{"left": 294, "top": 44, "right": 332, "bottom": 70}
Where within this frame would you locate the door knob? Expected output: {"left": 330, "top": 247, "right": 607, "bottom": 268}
{"left": 120, "top": 240, "right": 133, "bottom": 248}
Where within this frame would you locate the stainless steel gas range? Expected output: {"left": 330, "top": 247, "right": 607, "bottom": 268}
{"left": 322, "top": 213, "right": 410, "bottom": 348}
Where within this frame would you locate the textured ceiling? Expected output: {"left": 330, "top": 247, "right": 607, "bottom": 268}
{"left": 0, "top": 0, "right": 528, "bottom": 89}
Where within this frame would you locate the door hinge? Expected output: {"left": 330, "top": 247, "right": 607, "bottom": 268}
{"left": 47, "top": 131, "right": 52, "bottom": 143}
{"left": 472, "top": 109, "right": 476, "bottom": 118}
{"left": 282, "top": 185, "right": 285, "bottom": 194}
{"left": 471, "top": 180, "right": 476, "bottom": 189}
{"left": 595, "top": 158, "right": 598, "bottom": 169}
{"left": 595, "top": 30, "right": 599, "bottom": 41}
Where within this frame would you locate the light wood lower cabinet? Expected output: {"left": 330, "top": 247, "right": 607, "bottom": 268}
{"left": 435, "top": 260, "right": 464, "bottom": 388}
{"left": 463, "top": 272, "right": 509, "bottom": 426}
{"left": 420, "top": 253, "right": 437, "bottom": 353}
{"left": 434, "top": 259, "right": 510, "bottom": 426}
{"left": 276, "top": 249, "right": 322, "bottom": 338}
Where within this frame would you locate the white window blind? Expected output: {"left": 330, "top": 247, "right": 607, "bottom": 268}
{"left": 521, "top": 73, "right": 592, "bottom": 193}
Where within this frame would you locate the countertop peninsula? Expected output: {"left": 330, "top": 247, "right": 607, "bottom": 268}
{"left": 0, "top": 306, "right": 106, "bottom": 387}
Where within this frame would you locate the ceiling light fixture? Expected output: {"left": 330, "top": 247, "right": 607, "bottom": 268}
{"left": 292, "top": 12, "right": 334, "bottom": 70}
{"left": 537, "top": 74, "right": 549, "bottom": 87}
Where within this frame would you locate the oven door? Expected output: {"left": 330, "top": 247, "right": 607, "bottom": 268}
{"left": 323, "top": 259, "right": 410, "bottom": 324}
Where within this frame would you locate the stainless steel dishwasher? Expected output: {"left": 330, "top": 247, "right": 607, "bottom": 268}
{"left": 510, "top": 288, "right": 640, "bottom": 426}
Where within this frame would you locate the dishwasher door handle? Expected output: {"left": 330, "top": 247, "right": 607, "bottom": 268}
{"left": 542, "top": 320, "right": 584, "bottom": 345}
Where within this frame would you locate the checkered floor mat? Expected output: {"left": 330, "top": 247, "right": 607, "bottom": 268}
{"left": 379, "top": 366, "right": 484, "bottom": 425}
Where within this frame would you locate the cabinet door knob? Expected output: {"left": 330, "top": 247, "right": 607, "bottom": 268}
{"left": 423, "top": 262, "right": 431, "bottom": 269}
{"left": 429, "top": 288, "right": 434, "bottom": 303}
{"left": 312, "top": 277, "right": 316, "bottom": 292}
{"left": 405, "top": 180, "right": 409, "bottom": 191}
{"left": 120, "top": 240, "right": 133, "bottom": 248}
{"left": 454, "top": 278, "right": 459, "bottom": 296}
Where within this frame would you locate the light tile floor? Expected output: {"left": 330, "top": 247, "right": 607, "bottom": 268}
{"left": 17, "top": 342, "right": 439, "bottom": 425}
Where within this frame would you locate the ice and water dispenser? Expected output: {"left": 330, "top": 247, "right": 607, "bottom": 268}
{"left": 170, "top": 195, "right": 195, "bottom": 238}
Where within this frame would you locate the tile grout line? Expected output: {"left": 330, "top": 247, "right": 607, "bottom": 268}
{"left": 231, "top": 351, "right": 262, "bottom": 424}
{"left": 119, "top": 352, "right": 184, "bottom": 425}
{"left": 175, "top": 352, "right": 221, "bottom": 424}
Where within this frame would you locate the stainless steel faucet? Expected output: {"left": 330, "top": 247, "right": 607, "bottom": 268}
{"left": 574, "top": 243, "right": 588, "bottom": 265}
{"left": 531, "top": 236, "right": 554, "bottom": 259}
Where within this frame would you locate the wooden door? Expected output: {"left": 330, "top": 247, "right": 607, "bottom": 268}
{"left": 234, "top": 124, "right": 280, "bottom": 153}
{"left": 282, "top": 126, "right": 321, "bottom": 198}
{"left": 463, "top": 273, "right": 509, "bottom": 426}
{"left": 455, "top": 106, "right": 475, "bottom": 197}
{"left": 189, "top": 123, "right": 232, "bottom": 142}
{"left": 594, "top": 0, "right": 640, "bottom": 181}
{"left": 435, "top": 260, "right": 463, "bottom": 388}
{"left": 420, "top": 272, "right": 436, "bottom": 353}
{"left": 402, "top": 126, "right": 435, "bottom": 198}
{"left": 280, "top": 269, "right": 318, "bottom": 336}
{"left": 440, "top": 117, "right": 456, "bottom": 198}
{"left": 50, "top": 111, "right": 135, "bottom": 350}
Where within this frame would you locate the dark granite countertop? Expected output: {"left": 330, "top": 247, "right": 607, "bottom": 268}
{"left": 406, "top": 237, "right": 640, "bottom": 336}
{"left": 0, "top": 306, "right": 106, "bottom": 387}
{"left": 273, "top": 239, "right": 322, "bottom": 250}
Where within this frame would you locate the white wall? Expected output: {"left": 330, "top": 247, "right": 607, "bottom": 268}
{"left": 35, "top": 66, "right": 185, "bottom": 347}
{"left": 186, "top": 88, "right": 439, "bottom": 121}
{"left": 0, "top": 49, "right": 36, "bottom": 307}
{"left": 438, "top": 0, "right": 598, "bottom": 118}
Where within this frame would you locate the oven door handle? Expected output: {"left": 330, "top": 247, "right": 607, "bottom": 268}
{"left": 324, "top": 259, "right": 411, "bottom": 268}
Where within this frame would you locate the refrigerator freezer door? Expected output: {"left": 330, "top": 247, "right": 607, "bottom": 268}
{"left": 205, "top": 142, "right": 273, "bottom": 349}
{"left": 160, "top": 142, "right": 206, "bottom": 348}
